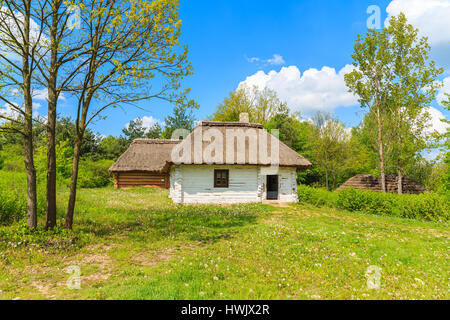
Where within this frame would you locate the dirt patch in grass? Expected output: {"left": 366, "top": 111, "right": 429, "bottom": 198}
{"left": 131, "top": 243, "right": 200, "bottom": 267}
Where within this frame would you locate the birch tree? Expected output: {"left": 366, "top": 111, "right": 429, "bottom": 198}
{"left": 386, "top": 13, "right": 443, "bottom": 193}
{"left": 345, "top": 28, "right": 393, "bottom": 192}
{"left": 312, "top": 112, "right": 349, "bottom": 191}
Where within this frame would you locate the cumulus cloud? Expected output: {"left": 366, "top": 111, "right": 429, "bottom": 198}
{"left": 437, "top": 76, "right": 450, "bottom": 106}
{"left": 267, "top": 54, "right": 285, "bottom": 66}
{"left": 386, "top": 0, "right": 450, "bottom": 68}
{"left": 425, "top": 106, "right": 449, "bottom": 135}
{"left": 141, "top": 116, "right": 161, "bottom": 128}
{"left": 238, "top": 64, "right": 358, "bottom": 115}
{"left": 246, "top": 54, "right": 286, "bottom": 66}
{"left": 0, "top": 103, "right": 18, "bottom": 124}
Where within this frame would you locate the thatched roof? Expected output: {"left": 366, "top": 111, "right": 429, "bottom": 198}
{"left": 336, "top": 174, "right": 426, "bottom": 194}
{"left": 173, "top": 121, "right": 312, "bottom": 169}
{"left": 109, "top": 139, "right": 180, "bottom": 173}
{"left": 109, "top": 120, "right": 312, "bottom": 173}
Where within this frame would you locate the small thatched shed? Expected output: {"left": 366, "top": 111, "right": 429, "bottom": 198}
{"left": 336, "top": 174, "right": 426, "bottom": 194}
{"left": 109, "top": 139, "right": 180, "bottom": 189}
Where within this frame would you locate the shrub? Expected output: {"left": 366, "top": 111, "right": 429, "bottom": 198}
{"left": 0, "top": 171, "right": 46, "bottom": 225}
{"left": 77, "top": 159, "right": 114, "bottom": 188}
{"left": 297, "top": 185, "right": 338, "bottom": 207}
{"left": 298, "top": 185, "right": 449, "bottom": 221}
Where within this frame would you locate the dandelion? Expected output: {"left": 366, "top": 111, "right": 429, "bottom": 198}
{"left": 213, "top": 276, "right": 219, "bottom": 281}
{"left": 199, "top": 291, "right": 205, "bottom": 296}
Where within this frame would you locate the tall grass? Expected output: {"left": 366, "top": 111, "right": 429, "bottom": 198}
{"left": 0, "top": 171, "right": 46, "bottom": 225}
{"left": 298, "top": 185, "right": 449, "bottom": 221}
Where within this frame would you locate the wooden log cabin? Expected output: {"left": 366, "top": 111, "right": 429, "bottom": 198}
{"left": 109, "top": 139, "right": 179, "bottom": 189}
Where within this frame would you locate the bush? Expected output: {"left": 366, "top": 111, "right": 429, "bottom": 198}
{"left": 77, "top": 159, "right": 114, "bottom": 188}
{"left": 297, "top": 185, "right": 338, "bottom": 207}
{"left": 0, "top": 171, "right": 46, "bottom": 225}
{"left": 298, "top": 185, "right": 449, "bottom": 221}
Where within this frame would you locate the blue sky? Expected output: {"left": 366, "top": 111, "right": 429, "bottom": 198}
{"left": 55, "top": 0, "right": 449, "bottom": 137}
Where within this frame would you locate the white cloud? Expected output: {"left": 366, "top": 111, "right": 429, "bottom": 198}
{"left": 0, "top": 103, "right": 19, "bottom": 124}
{"left": 31, "top": 88, "right": 66, "bottom": 101}
{"left": 141, "top": 116, "right": 161, "bottom": 129}
{"left": 246, "top": 54, "right": 286, "bottom": 66}
{"left": 246, "top": 57, "right": 260, "bottom": 63}
{"left": 386, "top": 0, "right": 450, "bottom": 68}
{"left": 267, "top": 54, "right": 285, "bottom": 66}
{"left": 238, "top": 64, "right": 358, "bottom": 115}
{"left": 425, "top": 106, "right": 449, "bottom": 135}
{"left": 0, "top": 100, "right": 43, "bottom": 125}
{"left": 437, "top": 76, "right": 450, "bottom": 106}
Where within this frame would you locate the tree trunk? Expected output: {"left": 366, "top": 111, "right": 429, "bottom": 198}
{"left": 46, "top": 89, "right": 57, "bottom": 229}
{"left": 376, "top": 104, "right": 386, "bottom": 193}
{"left": 22, "top": 0, "right": 37, "bottom": 229}
{"left": 396, "top": 95, "right": 404, "bottom": 194}
{"left": 24, "top": 112, "right": 37, "bottom": 229}
{"left": 45, "top": 6, "right": 59, "bottom": 229}
{"left": 325, "top": 158, "right": 329, "bottom": 191}
{"left": 397, "top": 164, "right": 403, "bottom": 194}
{"left": 65, "top": 135, "right": 82, "bottom": 229}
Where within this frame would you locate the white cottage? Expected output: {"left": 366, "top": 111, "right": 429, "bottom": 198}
{"left": 109, "top": 114, "right": 312, "bottom": 204}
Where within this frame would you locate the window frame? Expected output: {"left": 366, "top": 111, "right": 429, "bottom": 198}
{"left": 214, "top": 169, "right": 229, "bottom": 188}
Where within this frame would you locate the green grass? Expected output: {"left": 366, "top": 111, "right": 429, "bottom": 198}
{"left": 0, "top": 187, "right": 449, "bottom": 300}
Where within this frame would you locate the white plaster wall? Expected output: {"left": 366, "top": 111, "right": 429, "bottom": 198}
{"left": 169, "top": 165, "right": 298, "bottom": 204}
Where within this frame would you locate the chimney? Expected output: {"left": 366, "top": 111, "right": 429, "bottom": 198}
{"left": 239, "top": 112, "right": 249, "bottom": 123}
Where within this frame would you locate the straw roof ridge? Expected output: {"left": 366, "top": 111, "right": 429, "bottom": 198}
{"left": 132, "top": 138, "right": 181, "bottom": 145}
{"left": 109, "top": 138, "right": 180, "bottom": 173}
{"left": 197, "top": 120, "right": 264, "bottom": 129}
{"left": 110, "top": 120, "right": 313, "bottom": 172}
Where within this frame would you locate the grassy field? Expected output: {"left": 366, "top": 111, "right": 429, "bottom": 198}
{"left": 0, "top": 187, "right": 449, "bottom": 300}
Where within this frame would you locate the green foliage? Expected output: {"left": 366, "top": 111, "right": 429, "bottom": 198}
{"left": 0, "top": 171, "right": 46, "bottom": 225}
{"left": 56, "top": 117, "right": 101, "bottom": 158}
{"left": 298, "top": 185, "right": 449, "bottom": 221}
{"left": 122, "top": 118, "right": 163, "bottom": 142}
{"left": 210, "top": 86, "right": 288, "bottom": 125}
{"left": 264, "top": 112, "right": 313, "bottom": 152}
{"left": 77, "top": 159, "right": 114, "bottom": 188}
{"left": 35, "top": 140, "right": 74, "bottom": 184}
{"left": 161, "top": 101, "right": 199, "bottom": 139}
{"left": 345, "top": 13, "right": 444, "bottom": 192}
{"left": 98, "top": 135, "right": 129, "bottom": 160}
{"left": 0, "top": 144, "right": 23, "bottom": 171}
{"left": 297, "top": 185, "right": 338, "bottom": 207}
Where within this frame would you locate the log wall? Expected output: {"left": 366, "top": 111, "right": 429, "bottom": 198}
{"left": 114, "top": 172, "right": 170, "bottom": 189}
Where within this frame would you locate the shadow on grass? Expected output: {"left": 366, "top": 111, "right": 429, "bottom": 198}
{"left": 73, "top": 204, "right": 269, "bottom": 244}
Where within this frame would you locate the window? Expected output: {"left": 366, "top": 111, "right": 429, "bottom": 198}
{"left": 214, "top": 170, "right": 229, "bottom": 188}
